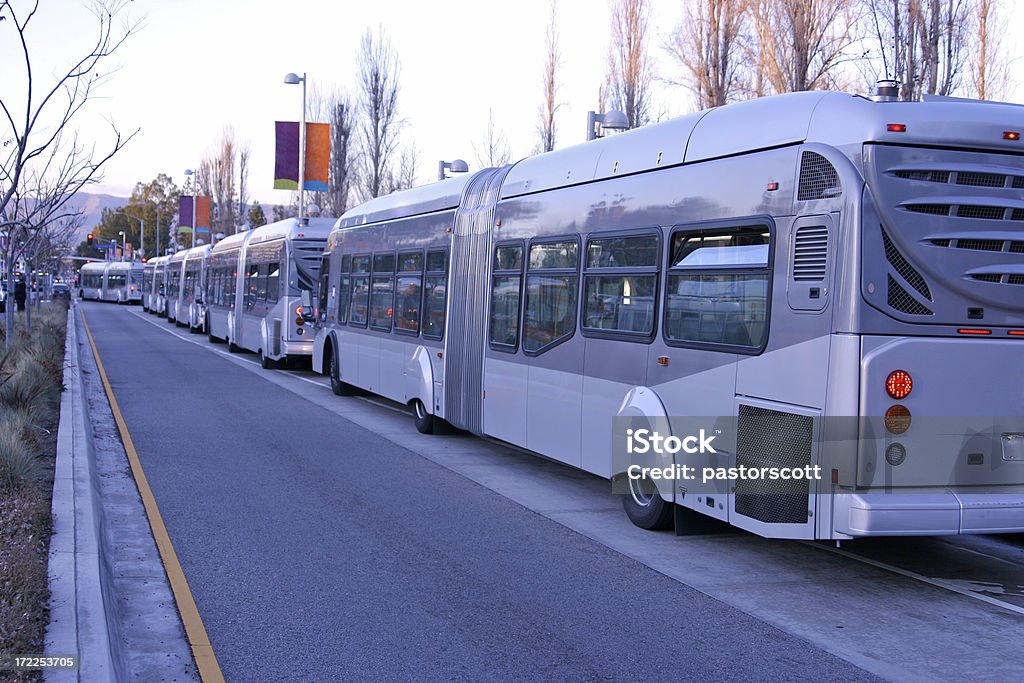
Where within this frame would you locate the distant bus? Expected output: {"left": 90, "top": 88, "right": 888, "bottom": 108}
{"left": 101, "top": 262, "right": 144, "bottom": 304}
{"left": 144, "top": 255, "right": 170, "bottom": 315}
{"left": 206, "top": 229, "right": 254, "bottom": 345}
{"left": 311, "top": 89, "right": 1024, "bottom": 540}
{"left": 182, "top": 245, "right": 211, "bottom": 333}
{"left": 165, "top": 249, "right": 188, "bottom": 323}
{"left": 227, "top": 218, "right": 332, "bottom": 368}
{"left": 78, "top": 262, "right": 106, "bottom": 300}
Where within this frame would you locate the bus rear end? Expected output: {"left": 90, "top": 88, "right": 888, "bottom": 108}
{"left": 836, "top": 119, "right": 1024, "bottom": 537}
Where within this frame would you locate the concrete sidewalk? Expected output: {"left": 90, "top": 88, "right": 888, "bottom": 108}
{"left": 44, "top": 303, "right": 197, "bottom": 682}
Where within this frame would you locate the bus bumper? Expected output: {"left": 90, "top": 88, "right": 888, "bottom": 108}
{"left": 282, "top": 339, "right": 314, "bottom": 357}
{"left": 834, "top": 488, "right": 1024, "bottom": 536}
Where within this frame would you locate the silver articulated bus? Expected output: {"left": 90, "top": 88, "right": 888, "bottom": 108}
{"left": 312, "top": 89, "right": 1024, "bottom": 540}
{"left": 142, "top": 260, "right": 155, "bottom": 311}
{"left": 165, "top": 249, "right": 188, "bottom": 324}
{"left": 146, "top": 255, "right": 171, "bottom": 315}
{"left": 230, "top": 218, "right": 333, "bottom": 368}
{"left": 182, "top": 245, "right": 212, "bottom": 333}
{"left": 206, "top": 229, "right": 254, "bottom": 345}
{"left": 101, "top": 261, "right": 144, "bottom": 304}
{"left": 78, "top": 262, "right": 106, "bottom": 300}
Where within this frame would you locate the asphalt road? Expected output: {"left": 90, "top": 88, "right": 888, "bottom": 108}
{"left": 79, "top": 301, "right": 882, "bottom": 682}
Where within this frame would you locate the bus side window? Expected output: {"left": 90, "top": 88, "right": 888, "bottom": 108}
{"left": 349, "top": 255, "right": 370, "bottom": 326}
{"left": 267, "top": 263, "right": 280, "bottom": 304}
{"left": 395, "top": 251, "right": 423, "bottom": 334}
{"left": 582, "top": 234, "right": 659, "bottom": 337}
{"left": 317, "top": 254, "right": 331, "bottom": 318}
{"left": 337, "top": 254, "right": 352, "bottom": 324}
{"left": 523, "top": 239, "right": 579, "bottom": 353}
{"left": 664, "top": 224, "right": 771, "bottom": 350}
{"left": 489, "top": 244, "right": 522, "bottom": 349}
{"left": 423, "top": 249, "right": 448, "bottom": 340}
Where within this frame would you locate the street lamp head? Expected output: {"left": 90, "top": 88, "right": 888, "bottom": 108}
{"left": 118, "top": 231, "right": 125, "bottom": 237}
{"left": 438, "top": 159, "right": 469, "bottom": 180}
{"left": 184, "top": 169, "right": 194, "bottom": 176}
{"left": 601, "top": 109, "right": 629, "bottom": 131}
{"left": 284, "top": 72, "right": 304, "bottom": 85}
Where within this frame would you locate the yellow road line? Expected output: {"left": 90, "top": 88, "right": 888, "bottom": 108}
{"left": 80, "top": 308, "right": 225, "bottom": 683}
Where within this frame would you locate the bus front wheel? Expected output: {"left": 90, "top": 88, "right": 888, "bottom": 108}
{"left": 622, "top": 477, "right": 674, "bottom": 531}
{"left": 412, "top": 399, "right": 434, "bottom": 435}
{"left": 327, "top": 351, "right": 356, "bottom": 396}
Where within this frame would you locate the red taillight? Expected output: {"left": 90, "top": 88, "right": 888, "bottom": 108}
{"left": 885, "top": 405, "right": 912, "bottom": 434}
{"left": 1008, "top": 330, "right": 1024, "bottom": 336}
{"left": 766, "top": 182, "right": 779, "bottom": 191}
{"left": 958, "top": 328, "right": 991, "bottom": 335}
{"left": 294, "top": 305, "right": 302, "bottom": 316}
{"left": 887, "top": 123, "right": 907, "bottom": 132}
{"left": 885, "top": 370, "right": 913, "bottom": 400}
{"left": 1004, "top": 131, "right": 1020, "bottom": 141}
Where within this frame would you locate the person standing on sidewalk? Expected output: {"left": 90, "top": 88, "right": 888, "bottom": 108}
{"left": 14, "top": 278, "right": 27, "bottom": 312}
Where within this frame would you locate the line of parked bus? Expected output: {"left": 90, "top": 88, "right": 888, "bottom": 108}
{"left": 127, "top": 88, "right": 1022, "bottom": 541}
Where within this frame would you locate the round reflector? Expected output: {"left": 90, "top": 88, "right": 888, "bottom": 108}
{"left": 885, "top": 405, "right": 912, "bottom": 434}
{"left": 885, "top": 443, "right": 907, "bottom": 466}
{"left": 886, "top": 370, "right": 913, "bottom": 399}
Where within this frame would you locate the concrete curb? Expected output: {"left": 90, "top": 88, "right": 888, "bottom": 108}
{"left": 44, "top": 303, "right": 122, "bottom": 682}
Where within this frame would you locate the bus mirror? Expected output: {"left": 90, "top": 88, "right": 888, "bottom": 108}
{"left": 300, "top": 290, "right": 315, "bottom": 321}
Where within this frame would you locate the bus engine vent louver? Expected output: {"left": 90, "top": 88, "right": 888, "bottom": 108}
{"left": 797, "top": 151, "right": 841, "bottom": 201}
{"left": 888, "top": 275, "right": 934, "bottom": 315}
{"left": 734, "top": 405, "right": 812, "bottom": 524}
{"left": 792, "top": 225, "right": 828, "bottom": 281}
{"left": 881, "top": 228, "right": 932, "bottom": 301}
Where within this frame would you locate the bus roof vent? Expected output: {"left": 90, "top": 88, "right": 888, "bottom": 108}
{"left": 798, "top": 151, "right": 841, "bottom": 201}
{"left": 792, "top": 225, "right": 828, "bottom": 281}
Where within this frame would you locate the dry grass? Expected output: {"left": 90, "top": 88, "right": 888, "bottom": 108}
{"left": 0, "top": 304, "right": 65, "bottom": 682}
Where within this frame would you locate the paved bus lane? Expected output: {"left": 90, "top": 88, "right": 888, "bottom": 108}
{"left": 78, "top": 302, "right": 880, "bottom": 682}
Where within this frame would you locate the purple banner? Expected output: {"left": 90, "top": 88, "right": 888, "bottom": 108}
{"left": 274, "top": 121, "right": 300, "bottom": 190}
{"left": 178, "top": 195, "right": 193, "bottom": 228}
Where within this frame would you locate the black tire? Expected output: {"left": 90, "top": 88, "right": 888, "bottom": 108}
{"left": 412, "top": 399, "right": 435, "bottom": 435}
{"left": 258, "top": 349, "right": 275, "bottom": 369}
{"left": 621, "top": 476, "right": 674, "bottom": 531}
{"left": 327, "top": 348, "right": 356, "bottom": 396}
{"left": 227, "top": 340, "right": 240, "bottom": 353}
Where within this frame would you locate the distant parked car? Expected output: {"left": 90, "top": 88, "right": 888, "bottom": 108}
{"left": 51, "top": 283, "right": 71, "bottom": 306}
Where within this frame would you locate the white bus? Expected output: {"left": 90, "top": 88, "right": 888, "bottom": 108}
{"left": 165, "top": 249, "right": 188, "bottom": 323}
{"left": 206, "top": 229, "right": 254, "bottom": 345}
{"left": 182, "top": 245, "right": 212, "bottom": 333}
{"left": 312, "top": 89, "right": 1024, "bottom": 540}
{"left": 144, "top": 255, "right": 170, "bottom": 315}
{"left": 78, "top": 262, "right": 106, "bottom": 300}
{"left": 228, "top": 218, "right": 332, "bottom": 368}
{"left": 101, "top": 261, "right": 144, "bottom": 304}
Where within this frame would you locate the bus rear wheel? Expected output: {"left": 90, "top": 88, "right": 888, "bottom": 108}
{"left": 412, "top": 399, "right": 434, "bottom": 434}
{"left": 227, "top": 340, "right": 240, "bottom": 353}
{"left": 258, "top": 349, "right": 277, "bottom": 370}
{"left": 622, "top": 477, "right": 674, "bottom": 531}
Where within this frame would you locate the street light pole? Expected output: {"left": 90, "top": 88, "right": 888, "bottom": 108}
{"left": 284, "top": 72, "right": 307, "bottom": 223}
{"left": 118, "top": 231, "right": 126, "bottom": 261}
{"left": 185, "top": 169, "right": 198, "bottom": 248}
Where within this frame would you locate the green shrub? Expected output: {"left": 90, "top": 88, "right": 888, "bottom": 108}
{"left": 0, "top": 359, "right": 56, "bottom": 420}
{"left": 0, "top": 417, "right": 39, "bottom": 491}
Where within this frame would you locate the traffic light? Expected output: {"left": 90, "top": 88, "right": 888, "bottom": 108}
{"left": 87, "top": 233, "right": 94, "bottom": 245}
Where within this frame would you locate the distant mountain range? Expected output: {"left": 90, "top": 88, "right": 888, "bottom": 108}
{"left": 65, "top": 192, "right": 127, "bottom": 242}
